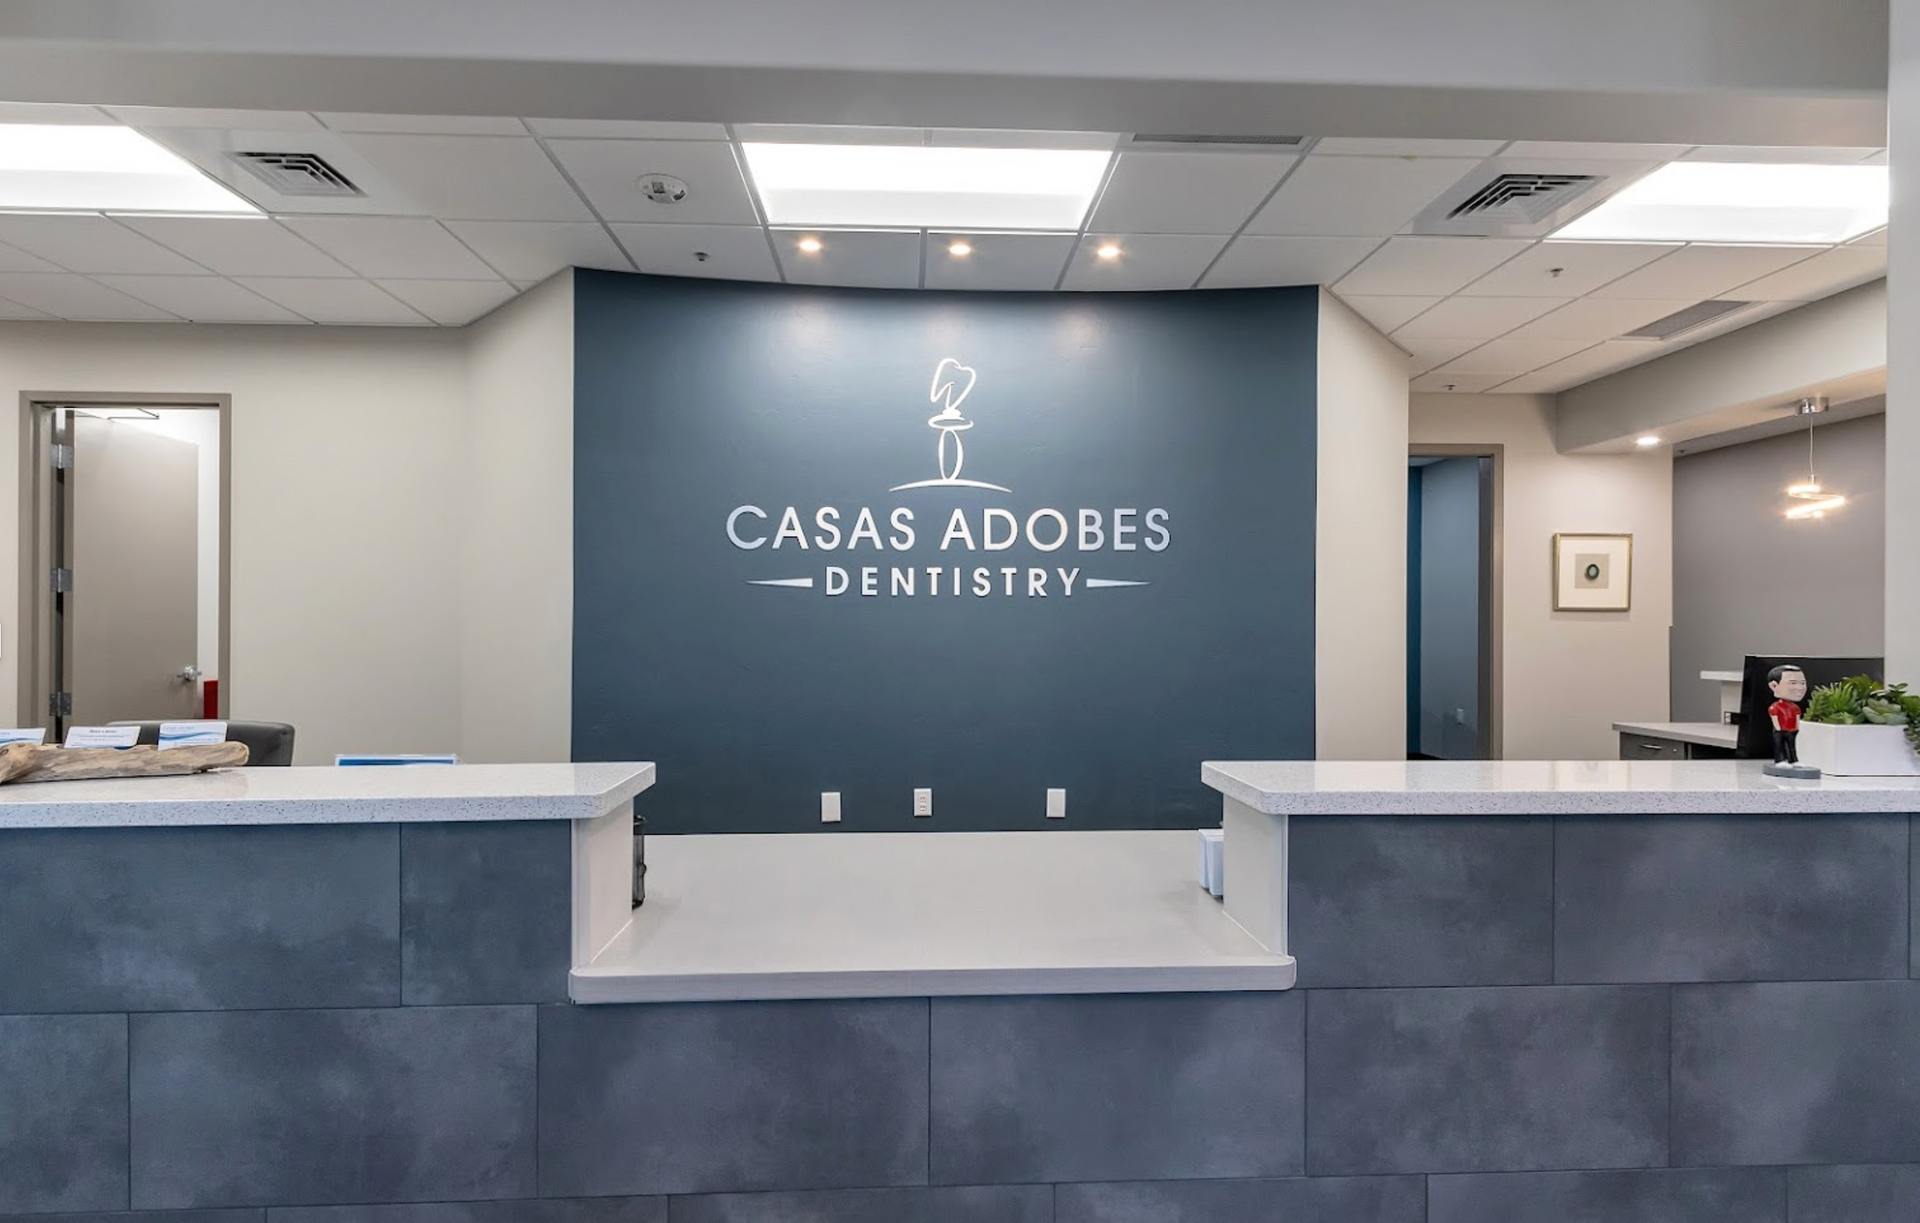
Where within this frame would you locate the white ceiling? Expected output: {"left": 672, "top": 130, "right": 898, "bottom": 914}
{"left": 0, "top": 102, "right": 1890, "bottom": 394}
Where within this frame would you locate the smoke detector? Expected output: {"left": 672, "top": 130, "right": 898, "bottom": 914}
{"left": 638, "top": 174, "right": 690, "bottom": 205}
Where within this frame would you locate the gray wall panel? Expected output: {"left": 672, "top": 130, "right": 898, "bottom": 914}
{"left": 1788, "top": 1164, "right": 1920, "bottom": 1223}
{"left": 1290, "top": 815, "right": 1553, "bottom": 987}
{"left": 1055, "top": 1175, "right": 1424, "bottom": 1223}
{"left": 0, "top": 1013, "right": 127, "bottom": 1215}
{"left": 1429, "top": 1167, "right": 1785, "bottom": 1223}
{"left": 270, "top": 1200, "right": 664, "bottom": 1223}
{"left": 1556, "top": 814, "right": 1909, "bottom": 983}
{"left": 537, "top": 1000, "right": 930, "bottom": 1198}
{"left": 0, "top": 824, "right": 398, "bottom": 1013}
{"left": 1306, "top": 985, "right": 1669, "bottom": 1175}
{"left": 929, "top": 992, "right": 1304, "bottom": 1184}
{"left": 130, "top": 1006, "right": 536, "bottom": 1209}
{"left": 668, "top": 1186, "right": 1052, "bottom": 1223}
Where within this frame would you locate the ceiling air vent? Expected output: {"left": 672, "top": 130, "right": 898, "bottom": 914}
{"left": 1621, "top": 300, "right": 1754, "bottom": 341}
{"left": 226, "top": 151, "right": 364, "bottom": 198}
{"left": 1447, "top": 173, "right": 1599, "bottom": 225}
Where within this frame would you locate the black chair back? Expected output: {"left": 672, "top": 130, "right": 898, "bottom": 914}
{"left": 110, "top": 721, "right": 297, "bottom": 767}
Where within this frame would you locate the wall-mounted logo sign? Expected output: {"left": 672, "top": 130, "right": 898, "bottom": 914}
{"left": 727, "top": 358, "right": 1167, "bottom": 598}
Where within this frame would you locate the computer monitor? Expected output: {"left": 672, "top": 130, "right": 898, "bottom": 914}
{"left": 1735, "top": 655, "right": 1884, "bottom": 758}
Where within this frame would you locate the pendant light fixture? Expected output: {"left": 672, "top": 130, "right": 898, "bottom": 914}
{"left": 1784, "top": 398, "right": 1846, "bottom": 519}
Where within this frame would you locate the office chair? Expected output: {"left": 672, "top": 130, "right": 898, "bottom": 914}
{"left": 111, "top": 721, "right": 297, "bottom": 767}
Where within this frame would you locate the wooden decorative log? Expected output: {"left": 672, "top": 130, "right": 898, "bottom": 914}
{"left": 0, "top": 741, "right": 250, "bottom": 785}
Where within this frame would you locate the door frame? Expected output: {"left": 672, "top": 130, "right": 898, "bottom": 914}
{"left": 17, "top": 391, "right": 232, "bottom": 729}
{"left": 1407, "top": 443, "right": 1505, "bottom": 760}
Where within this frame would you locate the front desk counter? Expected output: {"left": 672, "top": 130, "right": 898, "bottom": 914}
{"left": 9, "top": 758, "right": 1920, "bottom": 1220}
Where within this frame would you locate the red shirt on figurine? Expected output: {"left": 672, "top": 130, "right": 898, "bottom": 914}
{"left": 1768, "top": 699, "right": 1801, "bottom": 732}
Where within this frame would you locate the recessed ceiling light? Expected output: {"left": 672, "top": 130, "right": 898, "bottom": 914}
{"left": 1095, "top": 243, "right": 1122, "bottom": 261}
{"left": 1636, "top": 435, "right": 1662, "bottom": 447}
{"left": 1552, "top": 162, "right": 1888, "bottom": 244}
{"left": 0, "top": 123, "right": 258, "bottom": 214}
{"left": 796, "top": 236, "right": 824, "bottom": 254}
{"left": 742, "top": 142, "right": 1111, "bottom": 230}
{"left": 947, "top": 240, "right": 973, "bottom": 258}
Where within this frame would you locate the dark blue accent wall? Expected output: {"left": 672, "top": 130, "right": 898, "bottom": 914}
{"left": 572, "top": 271, "right": 1317, "bottom": 832}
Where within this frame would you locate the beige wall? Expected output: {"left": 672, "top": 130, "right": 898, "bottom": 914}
{"left": 0, "top": 319, "right": 471, "bottom": 763}
{"left": 1411, "top": 393, "right": 1672, "bottom": 759}
{"left": 460, "top": 272, "right": 574, "bottom": 763}
{"left": 1316, "top": 291, "right": 1410, "bottom": 760}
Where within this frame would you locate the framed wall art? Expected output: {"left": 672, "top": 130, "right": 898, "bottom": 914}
{"left": 1553, "top": 533, "right": 1632, "bottom": 611}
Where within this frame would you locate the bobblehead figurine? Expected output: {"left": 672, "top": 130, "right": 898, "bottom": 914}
{"left": 1763, "top": 664, "right": 1821, "bottom": 779}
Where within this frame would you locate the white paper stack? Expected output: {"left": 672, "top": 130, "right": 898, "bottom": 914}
{"left": 1197, "top": 828, "right": 1224, "bottom": 897}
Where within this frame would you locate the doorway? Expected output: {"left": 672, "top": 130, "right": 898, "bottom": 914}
{"left": 18, "top": 393, "right": 230, "bottom": 738}
{"left": 1407, "top": 445, "right": 1503, "bottom": 760}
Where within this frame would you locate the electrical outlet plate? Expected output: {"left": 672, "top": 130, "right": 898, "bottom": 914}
{"left": 1046, "top": 788, "right": 1067, "bottom": 819}
{"left": 821, "top": 791, "right": 841, "bottom": 823}
{"left": 913, "top": 788, "right": 932, "bottom": 818}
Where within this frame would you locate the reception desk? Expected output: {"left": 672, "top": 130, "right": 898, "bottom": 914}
{"left": 7, "top": 759, "right": 1920, "bottom": 1221}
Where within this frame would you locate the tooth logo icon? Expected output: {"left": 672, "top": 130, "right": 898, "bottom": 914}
{"left": 888, "top": 357, "right": 1012, "bottom": 494}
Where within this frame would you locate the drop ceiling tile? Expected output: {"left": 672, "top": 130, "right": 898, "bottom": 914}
{"left": 546, "top": 139, "right": 758, "bottom": 225}
{"left": 1313, "top": 138, "right": 1507, "bottom": 158}
{"left": 115, "top": 217, "right": 356, "bottom": 277}
{"left": 376, "top": 279, "right": 520, "bottom": 325}
{"left": 1505, "top": 298, "right": 1694, "bottom": 342}
{"left": 925, "top": 232, "right": 1076, "bottom": 291}
{"left": 1434, "top": 335, "right": 1597, "bottom": 375}
{"left": 1336, "top": 236, "right": 1530, "bottom": 297}
{"left": 1729, "top": 244, "right": 1887, "bottom": 301}
{"left": 0, "top": 274, "right": 179, "bottom": 321}
{"left": 526, "top": 118, "right": 732, "bottom": 140}
{"left": 317, "top": 113, "right": 527, "bottom": 135}
{"left": 933, "top": 129, "right": 1119, "bottom": 150}
{"left": 0, "top": 294, "right": 54, "bottom": 319}
{"left": 0, "top": 216, "right": 211, "bottom": 275}
{"left": 0, "top": 103, "right": 113, "bottom": 124}
{"left": 444, "top": 221, "right": 632, "bottom": 280}
{"left": 1200, "top": 236, "right": 1379, "bottom": 288}
{"left": 1410, "top": 370, "right": 1509, "bottom": 393}
{"left": 0, "top": 242, "right": 62, "bottom": 274}
{"left": 773, "top": 229, "right": 920, "bottom": 289}
{"left": 1490, "top": 341, "right": 1651, "bottom": 393}
{"left": 1245, "top": 156, "right": 1477, "bottom": 237}
{"left": 340, "top": 134, "right": 591, "bottom": 221}
{"left": 1392, "top": 295, "right": 1568, "bottom": 343}
{"left": 1498, "top": 142, "right": 1691, "bottom": 161}
{"left": 1682, "top": 146, "right": 1883, "bottom": 164}
{"left": 1088, "top": 150, "right": 1293, "bottom": 234}
{"left": 92, "top": 275, "right": 305, "bottom": 322}
{"left": 276, "top": 218, "right": 500, "bottom": 279}
{"left": 733, "top": 124, "right": 926, "bottom": 145}
{"left": 610, "top": 223, "right": 780, "bottom": 282}
{"left": 235, "top": 278, "right": 430, "bottom": 325}
{"left": 1337, "top": 295, "right": 1442, "bottom": 333}
{"left": 1859, "top": 150, "right": 1890, "bottom": 166}
{"left": 1660, "top": 298, "right": 1799, "bottom": 348}
{"left": 1591, "top": 244, "right": 1822, "bottom": 300}
{"left": 1061, "top": 234, "right": 1230, "bottom": 291}
{"left": 104, "top": 106, "right": 322, "bottom": 130}
{"left": 1402, "top": 336, "right": 1484, "bottom": 373}
{"left": 1465, "top": 242, "right": 1679, "bottom": 296}
{"left": 1851, "top": 227, "right": 1888, "bottom": 246}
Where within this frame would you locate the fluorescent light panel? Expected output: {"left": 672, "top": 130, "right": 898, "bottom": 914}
{"left": 742, "top": 142, "right": 1110, "bottom": 230}
{"left": 0, "top": 124, "right": 258, "bottom": 214}
{"left": 1553, "top": 162, "right": 1887, "bottom": 244}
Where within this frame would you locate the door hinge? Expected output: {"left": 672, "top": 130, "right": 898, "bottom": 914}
{"left": 49, "top": 691, "right": 71, "bottom": 718}
{"left": 49, "top": 567, "right": 72, "bottom": 594}
{"left": 50, "top": 443, "right": 72, "bottom": 470}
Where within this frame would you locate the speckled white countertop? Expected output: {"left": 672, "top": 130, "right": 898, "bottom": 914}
{"left": 0, "top": 762, "right": 654, "bottom": 829}
{"left": 1203, "top": 759, "right": 1920, "bottom": 816}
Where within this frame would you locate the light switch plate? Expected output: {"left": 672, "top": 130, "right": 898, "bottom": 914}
{"left": 1046, "top": 788, "right": 1067, "bottom": 819}
{"left": 821, "top": 791, "right": 841, "bottom": 823}
{"left": 913, "top": 788, "right": 932, "bottom": 818}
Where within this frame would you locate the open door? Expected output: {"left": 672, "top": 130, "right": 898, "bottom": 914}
{"left": 57, "top": 411, "right": 203, "bottom": 731}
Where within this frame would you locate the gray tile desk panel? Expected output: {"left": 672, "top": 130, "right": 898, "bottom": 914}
{"left": 1054, "top": 1175, "right": 1425, "bottom": 1223}
{"left": 0, "top": 823, "right": 399, "bottom": 1013}
{"left": 1556, "top": 814, "right": 1909, "bottom": 983}
{"left": 929, "top": 991, "right": 1305, "bottom": 1185}
{"left": 1289, "top": 814, "right": 1553, "bottom": 987}
{"left": 269, "top": 1200, "right": 665, "bottom": 1222}
{"left": 1788, "top": 1164, "right": 1920, "bottom": 1223}
{"left": 130, "top": 1006, "right": 536, "bottom": 1209}
{"left": 1673, "top": 981, "right": 1920, "bottom": 1166}
{"left": 668, "top": 1185, "right": 1053, "bottom": 1223}
{"left": 401, "top": 820, "right": 572, "bottom": 1005}
{"left": 537, "top": 999, "right": 930, "bottom": 1198}
{"left": 0, "top": 1012, "right": 128, "bottom": 1215}
{"left": 1306, "top": 984, "right": 1669, "bottom": 1175}
{"left": 1429, "top": 1167, "right": 1787, "bottom": 1223}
